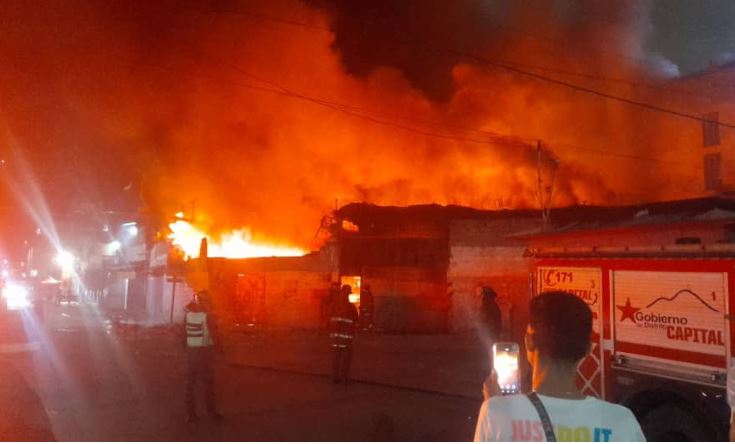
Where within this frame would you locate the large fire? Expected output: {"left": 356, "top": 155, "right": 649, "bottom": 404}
{"left": 0, "top": 0, "right": 708, "bottom": 250}
{"left": 168, "top": 215, "right": 305, "bottom": 259}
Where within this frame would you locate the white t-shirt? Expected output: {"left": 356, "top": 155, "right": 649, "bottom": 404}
{"left": 474, "top": 394, "right": 646, "bottom": 442}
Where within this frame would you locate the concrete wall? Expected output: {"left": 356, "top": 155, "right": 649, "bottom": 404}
{"left": 340, "top": 236, "right": 450, "bottom": 333}
{"left": 205, "top": 254, "right": 333, "bottom": 329}
{"left": 254, "top": 270, "right": 330, "bottom": 329}
{"left": 448, "top": 218, "right": 539, "bottom": 341}
{"left": 203, "top": 252, "right": 450, "bottom": 332}
{"left": 447, "top": 246, "right": 530, "bottom": 339}
{"left": 361, "top": 266, "right": 448, "bottom": 333}
{"left": 210, "top": 269, "right": 332, "bottom": 329}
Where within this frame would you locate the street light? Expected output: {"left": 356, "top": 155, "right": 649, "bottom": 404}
{"left": 122, "top": 222, "right": 138, "bottom": 237}
{"left": 105, "top": 240, "right": 121, "bottom": 255}
{"left": 3, "top": 282, "right": 30, "bottom": 310}
{"left": 54, "top": 250, "right": 75, "bottom": 274}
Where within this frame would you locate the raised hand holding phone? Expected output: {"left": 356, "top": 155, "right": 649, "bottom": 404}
{"left": 492, "top": 342, "right": 520, "bottom": 395}
{"left": 482, "top": 370, "right": 499, "bottom": 400}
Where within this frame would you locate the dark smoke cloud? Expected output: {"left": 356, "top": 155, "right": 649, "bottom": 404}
{"left": 314, "top": 0, "right": 674, "bottom": 98}
{"left": 0, "top": 0, "right": 702, "bottom": 251}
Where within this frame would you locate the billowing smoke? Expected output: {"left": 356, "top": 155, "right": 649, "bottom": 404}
{"left": 0, "top": 0, "right": 702, "bottom": 250}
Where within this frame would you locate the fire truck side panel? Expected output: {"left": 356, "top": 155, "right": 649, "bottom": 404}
{"left": 613, "top": 270, "right": 727, "bottom": 369}
{"left": 533, "top": 257, "right": 735, "bottom": 441}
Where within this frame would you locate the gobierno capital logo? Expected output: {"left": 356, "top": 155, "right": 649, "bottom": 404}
{"left": 616, "top": 289, "right": 723, "bottom": 346}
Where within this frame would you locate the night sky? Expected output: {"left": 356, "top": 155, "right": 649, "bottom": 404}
{"left": 323, "top": 0, "right": 735, "bottom": 96}
{"left": 649, "top": 0, "right": 735, "bottom": 75}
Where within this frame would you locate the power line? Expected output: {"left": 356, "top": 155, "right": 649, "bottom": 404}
{"left": 219, "top": 8, "right": 734, "bottom": 103}
{"left": 219, "top": 55, "right": 702, "bottom": 167}
{"left": 473, "top": 57, "right": 735, "bottom": 103}
{"left": 146, "top": 56, "right": 532, "bottom": 149}
{"left": 46, "top": 26, "right": 535, "bottom": 152}
{"left": 207, "top": 54, "right": 535, "bottom": 145}
{"left": 179, "top": 16, "right": 702, "bottom": 169}
{"left": 96, "top": 8, "right": 705, "bottom": 170}
{"left": 447, "top": 48, "right": 735, "bottom": 129}
{"left": 149, "top": 50, "right": 700, "bottom": 169}
{"left": 217, "top": 7, "right": 735, "bottom": 129}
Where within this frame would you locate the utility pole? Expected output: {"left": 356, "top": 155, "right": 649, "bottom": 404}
{"left": 536, "top": 141, "right": 559, "bottom": 231}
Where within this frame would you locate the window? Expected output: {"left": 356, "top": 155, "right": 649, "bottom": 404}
{"left": 702, "top": 112, "right": 720, "bottom": 147}
{"left": 704, "top": 153, "right": 722, "bottom": 191}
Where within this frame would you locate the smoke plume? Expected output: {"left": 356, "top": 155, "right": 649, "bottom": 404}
{"left": 0, "top": 0, "right": 704, "bottom": 249}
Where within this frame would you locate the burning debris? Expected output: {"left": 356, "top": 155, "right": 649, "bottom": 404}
{"left": 168, "top": 213, "right": 305, "bottom": 259}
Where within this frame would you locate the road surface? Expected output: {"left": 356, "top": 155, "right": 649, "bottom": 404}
{"left": 3, "top": 303, "right": 480, "bottom": 441}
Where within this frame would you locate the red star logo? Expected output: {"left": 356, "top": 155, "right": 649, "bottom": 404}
{"left": 616, "top": 298, "right": 640, "bottom": 323}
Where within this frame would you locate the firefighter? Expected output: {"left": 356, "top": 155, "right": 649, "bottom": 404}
{"left": 480, "top": 286, "right": 502, "bottom": 342}
{"left": 359, "top": 284, "right": 374, "bottom": 331}
{"left": 184, "top": 290, "right": 223, "bottom": 422}
{"left": 322, "top": 282, "right": 340, "bottom": 330}
{"left": 329, "top": 284, "right": 359, "bottom": 383}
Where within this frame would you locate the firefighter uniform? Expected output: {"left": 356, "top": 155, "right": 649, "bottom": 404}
{"left": 359, "top": 285, "right": 374, "bottom": 331}
{"left": 330, "top": 285, "right": 359, "bottom": 383}
{"left": 184, "top": 294, "right": 222, "bottom": 422}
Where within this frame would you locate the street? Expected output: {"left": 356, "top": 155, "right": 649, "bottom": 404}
{"left": 2, "top": 303, "right": 480, "bottom": 441}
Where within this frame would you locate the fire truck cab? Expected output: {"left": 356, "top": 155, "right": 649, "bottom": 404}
{"left": 525, "top": 199, "right": 735, "bottom": 441}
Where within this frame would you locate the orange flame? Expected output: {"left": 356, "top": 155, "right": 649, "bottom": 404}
{"left": 168, "top": 216, "right": 305, "bottom": 259}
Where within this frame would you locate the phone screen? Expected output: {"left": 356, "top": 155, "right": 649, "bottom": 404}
{"left": 492, "top": 342, "right": 520, "bottom": 395}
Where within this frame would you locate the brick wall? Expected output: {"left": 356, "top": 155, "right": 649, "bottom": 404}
{"left": 205, "top": 255, "right": 333, "bottom": 329}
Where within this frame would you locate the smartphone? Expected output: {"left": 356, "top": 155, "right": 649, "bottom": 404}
{"left": 492, "top": 342, "right": 520, "bottom": 395}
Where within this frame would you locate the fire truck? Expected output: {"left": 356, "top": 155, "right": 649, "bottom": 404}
{"left": 529, "top": 233, "right": 735, "bottom": 441}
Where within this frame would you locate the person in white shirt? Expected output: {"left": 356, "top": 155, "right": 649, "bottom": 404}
{"left": 474, "top": 291, "right": 645, "bottom": 442}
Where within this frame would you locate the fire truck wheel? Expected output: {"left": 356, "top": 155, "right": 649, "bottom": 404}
{"left": 639, "top": 405, "right": 709, "bottom": 442}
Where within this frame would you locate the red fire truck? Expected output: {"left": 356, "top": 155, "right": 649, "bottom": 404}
{"left": 529, "top": 244, "right": 734, "bottom": 441}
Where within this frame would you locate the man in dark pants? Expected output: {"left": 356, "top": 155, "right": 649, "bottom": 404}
{"left": 359, "top": 284, "right": 374, "bottom": 331}
{"left": 184, "top": 290, "right": 223, "bottom": 423}
{"left": 330, "top": 284, "right": 359, "bottom": 383}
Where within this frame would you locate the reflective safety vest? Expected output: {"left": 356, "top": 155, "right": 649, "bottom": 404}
{"left": 330, "top": 315, "right": 355, "bottom": 349}
{"left": 186, "top": 311, "right": 213, "bottom": 347}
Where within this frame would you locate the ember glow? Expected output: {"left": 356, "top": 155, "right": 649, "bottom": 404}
{"left": 168, "top": 218, "right": 305, "bottom": 259}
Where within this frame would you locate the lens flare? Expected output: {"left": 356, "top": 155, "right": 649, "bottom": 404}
{"left": 3, "top": 282, "right": 31, "bottom": 310}
{"left": 55, "top": 251, "right": 76, "bottom": 273}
